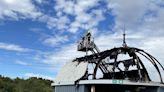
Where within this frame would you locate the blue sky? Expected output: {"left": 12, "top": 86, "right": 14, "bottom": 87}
{"left": 0, "top": 0, "right": 164, "bottom": 81}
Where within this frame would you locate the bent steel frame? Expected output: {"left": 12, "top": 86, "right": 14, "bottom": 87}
{"left": 75, "top": 31, "right": 164, "bottom": 84}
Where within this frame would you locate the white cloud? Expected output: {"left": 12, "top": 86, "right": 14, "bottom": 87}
{"left": 0, "top": 0, "right": 104, "bottom": 34}
{"left": 107, "top": 0, "right": 149, "bottom": 30}
{"left": 42, "top": 43, "right": 85, "bottom": 71}
{"left": 0, "top": 42, "right": 31, "bottom": 52}
{"left": 0, "top": 0, "right": 42, "bottom": 20}
{"left": 15, "top": 60, "right": 30, "bottom": 66}
{"left": 38, "top": 14, "right": 71, "bottom": 32}
{"left": 51, "top": 15, "right": 70, "bottom": 30}
{"left": 107, "top": 0, "right": 164, "bottom": 34}
{"left": 55, "top": 0, "right": 75, "bottom": 15}
{"left": 34, "top": 0, "right": 46, "bottom": 4}
{"left": 53, "top": 0, "right": 105, "bottom": 33}
{"left": 43, "top": 35, "right": 68, "bottom": 46}
{"left": 35, "top": 0, "right": 42, "bottom": 4}
{"left": 24, "top": 73, "right": 53, "bottom": 80}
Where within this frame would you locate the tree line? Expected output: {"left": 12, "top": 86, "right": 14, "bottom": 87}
{"left": 0, "top": 75, "right": 53, "bottom": 92}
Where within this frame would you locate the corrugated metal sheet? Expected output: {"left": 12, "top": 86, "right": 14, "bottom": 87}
{"left": 158, "top": 87, "right": 164, "bottom": 92}
{"left": 54, "top": 61, "right": 88, "bottom": 84}
{"left": 55, "top": 85, "right": 89, "bottom": 92}
{"left": 54, "top": 85, "right": 164, "bottom": 92}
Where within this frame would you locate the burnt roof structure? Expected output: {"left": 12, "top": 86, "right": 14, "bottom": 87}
{"left": 74, "top": 31, "right": 164, "bottom": 83}
{"left": 52, "top": 31, "right": 164, "bottom": 92}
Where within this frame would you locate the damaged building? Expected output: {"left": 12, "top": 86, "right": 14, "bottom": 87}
{"left": 52, "top": 31, "right": 164, "bottom": 92}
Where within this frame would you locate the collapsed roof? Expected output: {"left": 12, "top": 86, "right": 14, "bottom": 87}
{"left": 54, "top": 31, "right": 164, "bottom": 85}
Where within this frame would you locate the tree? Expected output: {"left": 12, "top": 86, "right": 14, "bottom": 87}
{"left": 0, "top": 75, "right": 53, "bottom": 92}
